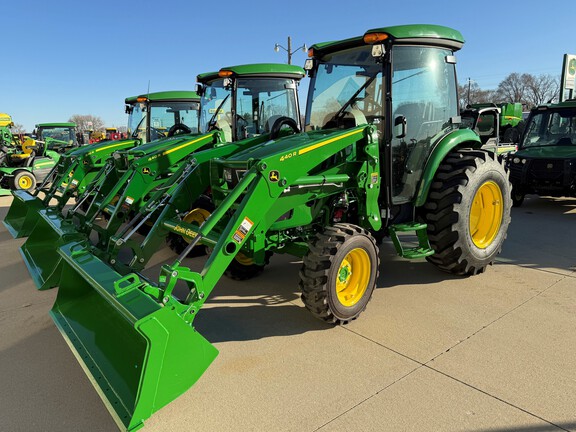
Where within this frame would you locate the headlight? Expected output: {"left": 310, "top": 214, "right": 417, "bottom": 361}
{"left": 513, "top": 157, "right": 521, "bottom": 164}
{"left": 522, "top": 159, "right": 527, "bottom": 164}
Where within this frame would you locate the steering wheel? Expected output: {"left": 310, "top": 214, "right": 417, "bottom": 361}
{"left": 167, "top": 123, "right": 192, "bottom": 137}
{"left": 270, "top": 116, "right": 300, "bottom": 140}
{"left": 149, "top": 127, "right": 166, "bottom": 141}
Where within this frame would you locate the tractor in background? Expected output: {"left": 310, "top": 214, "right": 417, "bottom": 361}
{"left": 460, "top": 102, "right": 523, "bottom": 155}
{"left": 0, "top": 122, "right": 78, "bottom": 195}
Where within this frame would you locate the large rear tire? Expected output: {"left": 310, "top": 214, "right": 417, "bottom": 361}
{"left": 299, "top": 223, "right": 379, "bottom": 324}
{"left": 422, "top": 149, "right": 511, "bottom": 276}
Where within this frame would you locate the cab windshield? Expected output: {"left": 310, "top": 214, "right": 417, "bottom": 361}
{"left": 305, "top": 46, "right": 383, "bottom": 130}
{"left": 131, "top": 100, "right": 200, "bottom": 142}
{"left": 522, "top": 109, "right": 576, "bottom": 148}
{"left": 200, "top": 77, "right": 300, "bottom": 142}
{"left": 37, "top": 126, "right": 76, "bottom": 147}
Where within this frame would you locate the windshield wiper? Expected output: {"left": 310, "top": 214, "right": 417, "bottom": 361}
{"left": 328, "top": 74, "right": 377, "bottom": 124}
{"left": 207, "top": 94, "right": 230, "bottom": 129}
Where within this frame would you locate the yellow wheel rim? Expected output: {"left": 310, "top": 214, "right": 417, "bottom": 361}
{"left": 234, "top": 252, "right": 254, "bottom": 266}
{"left": 18, "top": 175, "right": 33, "bottom": 189}
{"left": 182, "top": 207, "right": 211, "bottom": 243}
{"left": 336, "top": 248, "right": 371, "bottom": 307}
{"left": 469, "top": 181, "right": 503, "bottom": 249}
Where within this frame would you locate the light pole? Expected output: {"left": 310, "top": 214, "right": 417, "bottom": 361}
{"left": 274, "top": 36, "right": 307, "bottom": 65}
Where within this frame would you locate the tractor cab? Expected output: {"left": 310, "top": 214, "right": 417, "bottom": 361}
{"left": 196, "top": 65, "right": 301, "bottom": 143}
{"left": 126, "top": 91, "right": 201, "bottom": 143}
{"left": 34, "top": 122, "right": 78, "bottom": 152}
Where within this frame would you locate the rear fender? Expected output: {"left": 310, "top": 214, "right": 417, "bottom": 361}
{"left": 414, "top": 128, "right": 481, "bottom": 207}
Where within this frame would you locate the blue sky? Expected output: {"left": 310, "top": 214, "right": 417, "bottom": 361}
{"left": 3, "top": 0, "right": 575, "bottom": 131}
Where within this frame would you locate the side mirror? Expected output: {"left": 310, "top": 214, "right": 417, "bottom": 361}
{"left": 195, "top": 84, "right": 205, "bottom": 97}
{"left": 394, "top": 115, "right": 407, "bottom": 139}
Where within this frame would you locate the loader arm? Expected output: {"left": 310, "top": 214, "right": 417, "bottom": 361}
{"left": 148, "top": 125, "right": 380, "bottom": 311}
{"left": 76, "top": 132, "right": 225, "bottom": 244}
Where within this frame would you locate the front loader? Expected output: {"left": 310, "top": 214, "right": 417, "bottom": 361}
{"left": 51, "top": 25, "right": 511, "bottom": 431}
{"left": 3, "top": 91, "right": 200, "bottom": 238}
{"left": 19, "top": 64, "right": 305, "bottom": 290}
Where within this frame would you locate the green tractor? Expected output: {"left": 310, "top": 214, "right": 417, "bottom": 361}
{"left": 460, "top": 103, "right": 523, "bottom": 155}
{"left": 16, "top": 64, "right": 304, "bottom": 290}
{"left": 47, "top": 25, "right": 511, "bottom": 431}
{"left": 0, "top": 122, "right": 78, "bottom": 195}
{"left": 508, "top": 99, "right": 576, "bottom": 206}
{"left": 3, "top": 91, "right": 200, "bottom": 238}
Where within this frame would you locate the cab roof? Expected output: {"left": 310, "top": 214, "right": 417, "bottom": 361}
{"left": 310, "top": 24, "right": 465, "bottom": 56}
{"left": 197, "top": 63, "right": 305, "bottom": 83}
{"left": 125, "top": 90, "right": 200, "bottom": 104}
{"left": 533, "top": 99, "right": 576, "bottom": 110}
{"left": 36, "top": 122, "right": 77, "bottom": 128}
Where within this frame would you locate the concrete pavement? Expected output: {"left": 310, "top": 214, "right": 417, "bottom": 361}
{"left": 0, "top": 194, "right": 574, "bottom": 431}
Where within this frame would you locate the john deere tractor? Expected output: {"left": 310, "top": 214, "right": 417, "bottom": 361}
{"left": 3, "top": 91, "right": 200, "bottom": 238}
{"left": 460, "top": 102, "right": 523, "bottom": 155}
{"left": 0, "top": 122, "right": 78, "bottom": 195}
{"left": 46, "top": 25, "right": 511, "bottom": 431}
{"left": 16, "top": 64, "right": 304, "bottom": 290}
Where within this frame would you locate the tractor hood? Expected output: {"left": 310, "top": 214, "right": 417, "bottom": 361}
{"left": 67, "top": 138, "right": 138, "bottom": 158}
{"left": 515, "top": 146, "right": 576, "bottom": 160}
{"left": 223, "top": 127, "right": 368, "bottom": 166}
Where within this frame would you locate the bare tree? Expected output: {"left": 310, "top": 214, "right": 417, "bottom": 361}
{"left": 495, "top": 73, "right": 560, "bottom": 108}
{"left": 524, "top": 74, "right": 559, "bottom": 106}
{"left": 69, "top": 114, "right": 105, "bottom": 133}
{"left": 12, "top": 123, "right": 26, "bottom": 134}
{"left": 495, "top": 73, "right": 529, "bottom": 104}
{"left": 458, "top": 82, "right": 497, "bottom": 109}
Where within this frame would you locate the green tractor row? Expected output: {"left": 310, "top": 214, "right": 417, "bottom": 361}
{"left": 8, "top": 64, "right": 304, "bottom": 293}
{"left": 0, "top": 119, "right": 78, "bottom": 195}
{"left": 6, "top": 24, "right": 512, "bottom": 431}
{"left": 3, "top": 90, "right": 202, "bottom": 238}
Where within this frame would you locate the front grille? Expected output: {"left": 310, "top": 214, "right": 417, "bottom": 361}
{"left": 529, "top": 159, "right": 564, "bottom": 180}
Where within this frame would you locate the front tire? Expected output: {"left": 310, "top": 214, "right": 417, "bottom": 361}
{"left": 13, "top": 171, "right": 37, "bottom": 191}
{"left": 299, "top": 223, "right": 379, "bottom": 324}
{"left": 423, "top": 149, "right": 511, "bottom": 276}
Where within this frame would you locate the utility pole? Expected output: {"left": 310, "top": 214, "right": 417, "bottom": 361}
{"left": 274, "top": 37, "right": 307, "bottom": 65}
{"left": 467, "top": 77, "right": 471, "bottom": 106}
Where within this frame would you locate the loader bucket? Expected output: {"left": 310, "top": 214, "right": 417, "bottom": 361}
{"left": 3, "top": 190, "right": 45, "bottom": 238}
{"left": 20, "top": 209, "right": 86, "bottom": 290}
{"left": 53, "top": 242, "right": 218, "bottom": 431}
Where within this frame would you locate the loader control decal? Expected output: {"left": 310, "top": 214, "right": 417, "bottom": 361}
{"left": 269, "top": 170, "right": 280, "bottom": 182}
{"left": 371, "top": 172, "right": 379, "bottom": 184}
{"left": 297, "top": 129, "right": 363, "bottom": 156}
{"left": 232, "top": 217, "right": 254, "bottom": 244}
{"left": 122, "top": 196, "right": 134, "bottom": 211}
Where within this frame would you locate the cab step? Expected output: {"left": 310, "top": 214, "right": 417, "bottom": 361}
{"left": 388, "top": 222, "right": 434, "bottom": 259}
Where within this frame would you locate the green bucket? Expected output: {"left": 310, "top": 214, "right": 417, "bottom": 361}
{"left": 53, "top": 242, "right": 218, "bottom": 431}
{"left": 3, "top": 190, "right": 45, "bottom": 238}
{"left": 20, "top": 209, "right": 86, "bottom": 290}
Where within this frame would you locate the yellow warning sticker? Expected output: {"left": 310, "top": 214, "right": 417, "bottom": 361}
{"left": 232, "top": 217, "right": 254, "bottom": 244}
